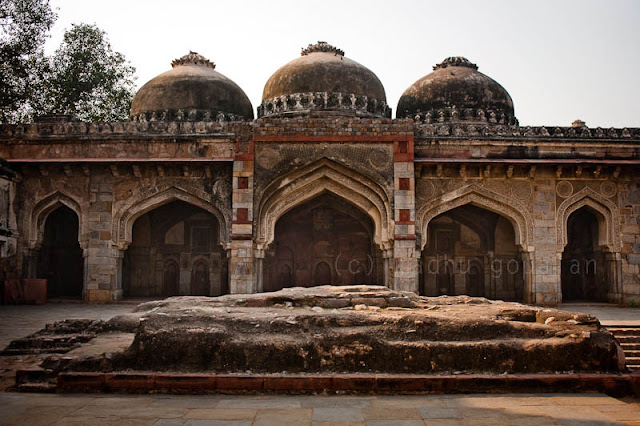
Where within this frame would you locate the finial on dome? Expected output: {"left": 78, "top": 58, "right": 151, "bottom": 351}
{"left": 433, "top": 56, "right": 478, "bottom": 71}
{"left": 301, "top": 41, "right": 345, "bottom": 57}
{"left": 171, "top": 51, "right": 216, "bottom": 69}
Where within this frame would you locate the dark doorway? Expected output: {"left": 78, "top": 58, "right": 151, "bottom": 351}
{"left": 264, "top": 193, "right": 382, "bottom": 292}
{"left": 561, "top": 207, "right": 607, "bottom": 302}
{"left": 191, "top": 260, "right": 210, "bottom": 295}
{"left": 123, "top": 200, "right": 226, "bottom": 298}
{"left": 422, "top": 204, "right": 523, "bottom": 301}
{"left": 37, "top": 206, "right": 83, "bottom": 298}
{"left": 163, "top": 260, "right": 179, "bottom": 296}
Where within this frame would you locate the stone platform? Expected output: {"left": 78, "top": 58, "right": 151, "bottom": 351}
{"left": 9, "top": 286, "right": 626, "bottom": 381}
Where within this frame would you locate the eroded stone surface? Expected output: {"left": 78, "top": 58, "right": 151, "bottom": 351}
{"left": 26, "top": 286, "right": 624, "bottom": 376}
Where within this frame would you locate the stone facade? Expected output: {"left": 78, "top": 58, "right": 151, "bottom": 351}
{"left": 0, "top": 47, "right": 639, "bottom": 306}
{"left": 0, "top": 118, "right": 638, "bottom": 305}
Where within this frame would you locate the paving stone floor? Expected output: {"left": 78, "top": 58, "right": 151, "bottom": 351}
{"left": 1, "top": 301, "right": 639, "bottom": 425}
{"left": 1, "top": 392, "right": 639, "bottom": 425}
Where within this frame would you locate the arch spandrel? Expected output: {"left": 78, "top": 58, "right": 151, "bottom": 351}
{"left": 113, "top": 185, "right": 229, "bottom": 250}
{"left": 556, "top": 187, "right": 620, "bottom": 252}
{"left": 417, "top": 184, "right": 533, "bottom": 252}
{"left": 256, "top": 159, "right": 393, "bottom": 252}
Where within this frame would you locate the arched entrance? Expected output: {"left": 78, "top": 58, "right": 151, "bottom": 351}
{"left": 123, "top": 200, "right": 227, "bottom": 297}
{"left": 37, "top": 205, "right": 83, "bottom": 298}
{"left": 561, "top": 206, "right": 607, "bottom": 302}
{"left": 263, "top": 193, "right": 382, "bottom": 291}
{"left": 421, "top": 204, "right": 524, "bottom": 302}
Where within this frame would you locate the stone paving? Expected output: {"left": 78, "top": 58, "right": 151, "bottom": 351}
{"left": 1, "top": 392, "right": 640, "bottom": 425}
{"left": 1, "top": 301, "right": 639, "bottom": 425}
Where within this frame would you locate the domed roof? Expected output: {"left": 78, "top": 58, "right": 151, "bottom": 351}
{"left": 397, "top": 57, "right": 517, "bottom": 125}
{"left": 259, "top": 42, "right": 390, "bottom": 118}
{"left": 130, "top": 52, "right": 254, "bottom": 122}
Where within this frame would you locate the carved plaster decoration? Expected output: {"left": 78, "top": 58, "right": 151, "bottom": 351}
{"left": 28, "top": 192, "right": 87, "bottom": 249}
{"left": 556, "top": 181, "right": 574, "bottom": 198}
{"left": 113, "top": 185, "right": 230, "bottom": 250}
{"left": 600, "top": 181, "right": 617, "bottom": 198}
{"left": 368, "top": 148, "right": 390, "bottom": 170}
{"left": 256, "top": 146, "right": 282, "bottom": 170}
{"left": 511, "top": 180, "right": 533, "bottom": 200}
{"left": 416, "top": 179, "right": 435, "bottom": 200}
{"left": 416, "top": 183, "right": 534, "bottom": 252}
{"left": 256, "top": 159, "right": 393, "bottom": 252}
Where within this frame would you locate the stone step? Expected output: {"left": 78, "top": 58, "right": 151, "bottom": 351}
{"left": 17, "top": 382, "right": 57, "bottom": 393}
{"left": 607, "top": 328, "right": 640, "bottom": 336}
{"left": 614, "top": 336, "right": 640, "bottom": 344}
{"left": 620, "top": 343, "right": 640, "bottom": 350}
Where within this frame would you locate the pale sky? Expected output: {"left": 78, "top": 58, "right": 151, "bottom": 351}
{"left": 46, "top": 0, "right": 639, "bottom": 127}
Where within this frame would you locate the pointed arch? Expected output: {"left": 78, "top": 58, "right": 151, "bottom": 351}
{"left": 255, "top": 159, "right": 393, "bottom": 252}
{"left": 557, "top": 187, "right": 620, "bottom": 252}
{"left": 417, "top": 184, "right": 533, "bottom": 252}
{"left": 29, "top": 192, "right": 85, "bottom": 249}
{"left": 113, "top": 185, "right": 228, "bottom": 250}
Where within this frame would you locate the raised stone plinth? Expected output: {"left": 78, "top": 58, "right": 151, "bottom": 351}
{"left": 30, "top": 285, "right": 624, "bottom": 376}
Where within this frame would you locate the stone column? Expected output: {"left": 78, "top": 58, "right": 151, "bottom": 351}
{"left": 392, "top": 139, "right": 419, "bottom": 293}
{"left": 531, "top": 178, "right": 559, "bottom": 305}
{"left": 85, "top": 167, "right": 122, "bottom": 302}
{"left": 229, "top": 138, "right": 256, "bottom": 294}
{"left": 606, "top": 252, "right": 623, "bottom": 303}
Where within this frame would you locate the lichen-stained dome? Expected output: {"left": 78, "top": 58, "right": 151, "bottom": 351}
{"left": 259, "top": 42, "right": 390, "bottom": 118}
{"left": 397, "top": 57, "right": 517, "bottom": 125}
{"left": 130, "top": 52, "right": 254, "bottom": 122}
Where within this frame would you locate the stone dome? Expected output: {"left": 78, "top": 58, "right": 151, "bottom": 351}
{"left": 396, "top": 57, "right": 517, "bottom": 125}
{"left": 130, "top": 52, "right": 254, "bottom": 122}
{"left": 259, "top": 42, "right": 390, "bottom": 118}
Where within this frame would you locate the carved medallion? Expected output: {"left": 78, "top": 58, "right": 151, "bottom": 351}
{"left": 416, "top": 179, "right": 435, "bottom": 200}
{"left": 368, "top": 149, "right": 390, "bottom": 170}
{"left": 257, "top": 147, "right": 281, "bottom": 170}
{"left": 600, "top": 181, "right": 617, "bottom": 198}
{"left": 556, "top": 180, "right": 573, "bottom": 198}
{"left": 511, "top": 180, "right": 533, "bottom": 200}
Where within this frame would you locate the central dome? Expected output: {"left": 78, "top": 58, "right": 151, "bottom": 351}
{"left": 259, "top": 42, "right": 390, "bottom": 118}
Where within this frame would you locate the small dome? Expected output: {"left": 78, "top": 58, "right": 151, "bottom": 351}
{"left": 130, "top": 52, "right": 254, "bottom": 122}
{"left": 397, "top": 57, "right": 517, "bottom": 125}
{"left": 259, "top": 42, "right": 390, "bottom": 118}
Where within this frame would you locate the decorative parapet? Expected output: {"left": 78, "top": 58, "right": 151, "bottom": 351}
{"left": 258, "top": 92, "right": 392, "bottom": 119}
{"left": 414, "top": 123, "right": 640, "bottom": 141}
{"left": 0, "top": 119, "right": 251, "bottom": 140}
{"left": 130, "top": 108, "right": 251, "bottom": 123}
{"left": 254, "top": 117, "right": 414, "bottom": 138}
{"left": 1, "top": 119, "right": 638, "bottom": 142}
{"left": 411, "top": 107, "right": 518, "bottom": 126}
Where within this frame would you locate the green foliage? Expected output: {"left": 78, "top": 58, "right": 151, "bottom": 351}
{"left": 0, "top": 0, "right": 56, "bottom": 123}
{"left": 1, "top": 2, "right": 137, "bottom": 123}
{"left": 36, "top": 23, "right": 137, "bottom": 122}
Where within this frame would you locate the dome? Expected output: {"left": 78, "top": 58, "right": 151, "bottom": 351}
{"left": 396, "top": 57, "right": 517, "bottom": 125}
{"left": 259, "top": 42, "right": 390, "bottom": 118}
{"left": 130, "top": 52, "right": 254, "bottom": 122}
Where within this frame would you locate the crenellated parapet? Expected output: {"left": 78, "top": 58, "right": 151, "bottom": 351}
{"left": 258, "top": 92, "right": 392, "bottom": 119}
{"left": 415, "top": 123, "right": 640, "bottom": 141}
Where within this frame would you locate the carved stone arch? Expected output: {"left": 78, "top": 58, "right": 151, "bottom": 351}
{"left": 256, "top": 159, "right": 393, "bottom": 252}
{"left": 557, "top": 187, "right": 620, "bottom": 252}
{"left": 113, "top": 185, "right": 228, "bottom": 250}
{"left": 417, "top": 184, "right": 533, "bottom": 252}
{"left": 29, "top": 192, "right": 86, "bottom": 249}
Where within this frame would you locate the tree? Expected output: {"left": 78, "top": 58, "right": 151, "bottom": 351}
{"left": 37, "top": 23, "right": 137, "bottom": 122}
{"left": 0, "top": 0, "right": 56, "bottom": 123}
